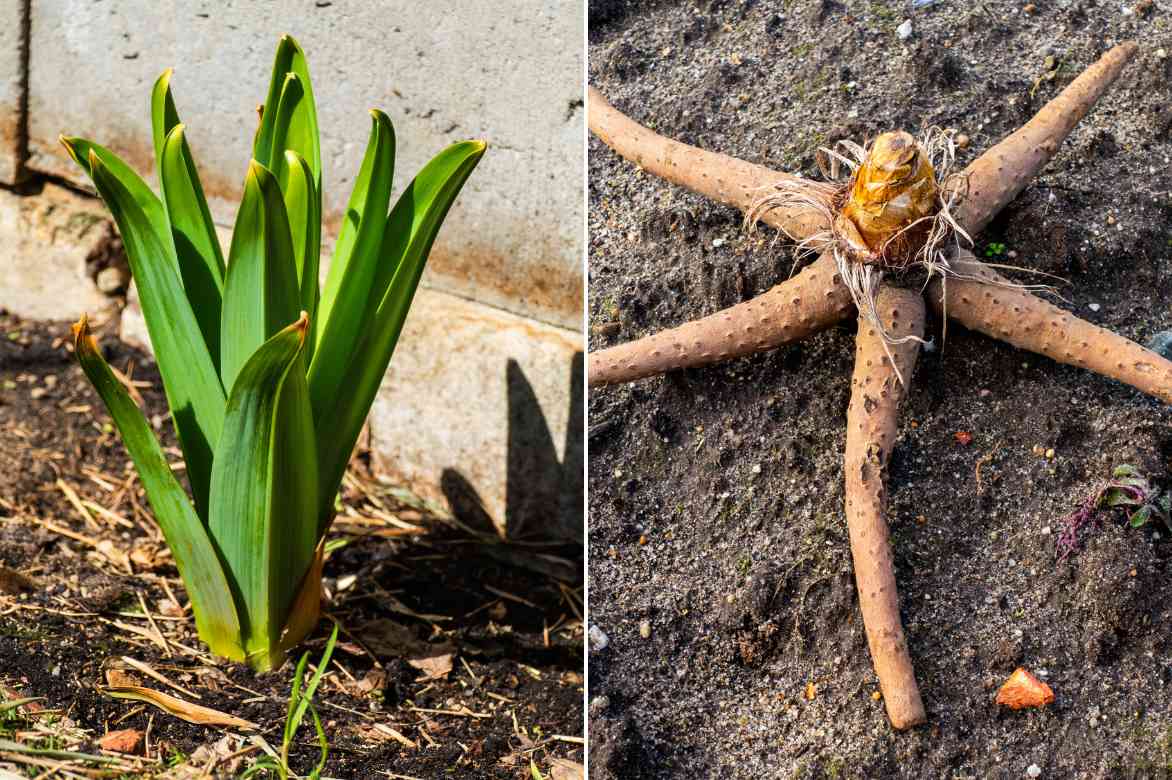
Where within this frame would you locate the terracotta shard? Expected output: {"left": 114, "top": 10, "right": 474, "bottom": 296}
{"left": 995, "top": 667, "right": 1054, "bottom": 710}
{"left": 99, "top": 727, "right": 143, "bottom": 754}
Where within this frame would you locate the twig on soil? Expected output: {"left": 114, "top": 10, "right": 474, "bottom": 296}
{"left": 134, "top": 592, "right": 172, "bottom": 658}
{"left": 118, "top": 656, "right": 197, "bottom": 699}
{"left": 55, "top": 479, "right": 99, "bottom": 531}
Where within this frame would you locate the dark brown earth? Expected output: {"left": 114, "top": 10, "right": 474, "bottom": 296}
{"left": 0, "top": 312, "right": 583, "bottom": 778}
{"left": 587, "top": 1, "right": 1172, "bottom": 778}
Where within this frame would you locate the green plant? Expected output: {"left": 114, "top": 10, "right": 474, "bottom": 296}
{"left": 984, "top": 241, "right": 1006, "bottom": 258}
{"left": 1057, "top": 464, "right": 1170, "bottom": 560}
{"left": 243, "top": 624, "right": 339, "bottom": 780}
{"left": 66, "top": 36, "right": 484, "bottom": 670}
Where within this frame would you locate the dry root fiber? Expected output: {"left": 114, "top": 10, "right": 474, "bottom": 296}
{"left": 844, "top": 285, "right": 926, "bottom": 729}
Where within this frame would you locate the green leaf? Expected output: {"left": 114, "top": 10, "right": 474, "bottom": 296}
{"left": 72, "top": 317, "right": 242, "bottom": 661}
{"left": 220, "top": 160, "right": 303, "bottom": 392}
{"left": 281, "top": 150, "right": 321, "bottom": 364}
{"left": 60, "top": 136, "right": 178, "bottom": 280}
{"left": 315, "top": 140, "right": 485, "bottom": 528}
{"left": 254, "top": 35, "right": 320, "bottom": 190}
{"left": 71, "top": 145, "right": 225, "bottom": 518}
{"left": 308, "top": 110, "right": 395, "bottom": 413}
{"left": 1112, "top": 464, "right": 1140, "bottom": 479}
{"left": 160, "top": 124, "right": 226, "bottom": 370}
{"left": 150, "top": 69, "right": 181, "bottom": 167}
{"left": 208, "top": 315, "right": 318, "bottom": 670}
{"left": 1103, "top": 488, "right": 1140, "bottom": 508}
{"left": 1129, "top": 506, "right": 1152, "bottom": 528}
{"left": 288, "top": 624, "right": 338, "bottom": 745}
{"left": 266, "top": 73, "right": 317, "bottom": 188}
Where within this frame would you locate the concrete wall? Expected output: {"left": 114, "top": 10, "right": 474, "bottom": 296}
{"left": 1, "top": 1, "right": 584, "bottom": 541}
{"left": 0, "top": 2, "right": 26, "bottom": 183}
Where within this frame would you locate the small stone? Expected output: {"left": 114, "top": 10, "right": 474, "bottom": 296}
{"left": 588, "top": 625, "right": 610, "bottom": 652}
{"left": 589, "top": 695, "right": 610, "bottom": 717}
{"left": 1026, "top": 764, "right": 1042, "bottom": 779}
{"left": 1088, "top": 303, "right": 1101, "bottom": 312}
{"left": 1023, "top": 3, "right": 1036, "bottom": 12}
{"left": 639, "top": 620, "right": 651, "bottom": 639}
{"left": 712, "top": 238, "right": 726, "bottom": 248}
{"left": 1106, "top": 215, "right": 1116, "bottom": 225}
{"left": 896, "top": 19, "right": 913, "bottom": 40}
{"left": 1157, "top": 49, "right": 1168, "bottom": 60}
{"left": 1045, "top": 448, "right": 1055, "bottom": 459}
{"left": 751, "top": 463, "right": 762, "bottom": 474}
{"left": 29, "top": 387, "right": 47, "bottom": 400}
{"left": 96, "top": 266, "right": 128, "bottom": 294}
{"left": 871, "top": 690, "right": 882, "bottom": 701}
{"left": 1041, "top": 526, "right": 1051, "bottom": 535}
{"left": 955, "top": 133, "right": 970, "bottom": 150}
{"left": 980, "top": 388, "right": 992, "bottom": 397}
{"left": 1145, "top": 330, "right": 1172, "bottom": 359}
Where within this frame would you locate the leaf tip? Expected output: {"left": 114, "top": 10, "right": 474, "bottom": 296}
{"left": 70, "top": 314, "right": 97, "bottom": 355}
{"left": 165, "top": 122, "right": 187, "bottom": 145}
{"left": 59, "top": 135, "right": 80, "bottom": 162}
{"left": 246, "top": 158, "right": 268, "bottom": 183}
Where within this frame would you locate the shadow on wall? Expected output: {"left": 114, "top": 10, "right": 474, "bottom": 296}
{"left": 440, "top": 352, "right": 584, "bottom": 574}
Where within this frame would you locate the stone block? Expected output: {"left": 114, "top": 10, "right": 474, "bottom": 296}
{"left": 27, "top": 0, "right": 583, "bottom": 328}
{"left": 0, "top": 2, "right": 26, "bottom": 183}
{"left": 370, "top": 288, "right": 582, "bottom": 542}
{"left": 0, "top": 183, "right": 118, "bottom": 322}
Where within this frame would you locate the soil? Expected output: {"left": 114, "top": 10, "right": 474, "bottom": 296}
{"left": 0, "top": 312, "right": 584, "bottom": 779}
{"left": 587, "top": 2, "right": 1172, "bottom": 778}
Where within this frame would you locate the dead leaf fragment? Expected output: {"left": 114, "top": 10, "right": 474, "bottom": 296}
{"left": 104, "top": 686, "right": 256, "bottom": 729}
{"left": 409, "top": 653, "right": 454, "bottom": 681}
{"left": 99, "top": 728, "right": 143, "bottom": 754}
{"left": 157, "top": 599, "right": 186, "bottom": 618}
{"left": 104, "top": 667, "right": 143, "bottom": 688}
{"left": 804, "top": 682, "right": 817, "bottom": 700}
{"left": 995, "top": 667, "right": 1054, "bottom": 710}
{"left": 550, "top": 758, "right": 585, "bottom": 780}
{"left": 0, "top": 565, "right": 35, "bottom": 595}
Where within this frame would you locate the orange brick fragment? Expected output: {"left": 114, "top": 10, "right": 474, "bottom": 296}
{"left": 99, "top": 728, "right": 143, "bottom": 754}
{"left": 995, "top": 667, "right": 1054, "bottom": 710}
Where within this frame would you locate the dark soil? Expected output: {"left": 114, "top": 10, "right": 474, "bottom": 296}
{"left": 0, "top": 312, "right": 583, "bottom": 778}
{"left": 587, "top": 2, "right": 1172, "bottom": 778}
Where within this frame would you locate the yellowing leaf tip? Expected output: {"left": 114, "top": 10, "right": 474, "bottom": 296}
{"left": 70, "top": 313, "right": 99, "bottom": 355}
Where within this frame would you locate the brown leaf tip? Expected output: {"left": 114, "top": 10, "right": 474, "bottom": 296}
{"left": 70, "top": 314, "right": 98, "bottom": 354}
{"left": 996, "top": 667, "right": 1054, "bottom": 710}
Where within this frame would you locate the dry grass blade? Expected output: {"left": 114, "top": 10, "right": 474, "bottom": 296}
{"left": 103, "top": 686, "right": 257, "bottom": 729}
